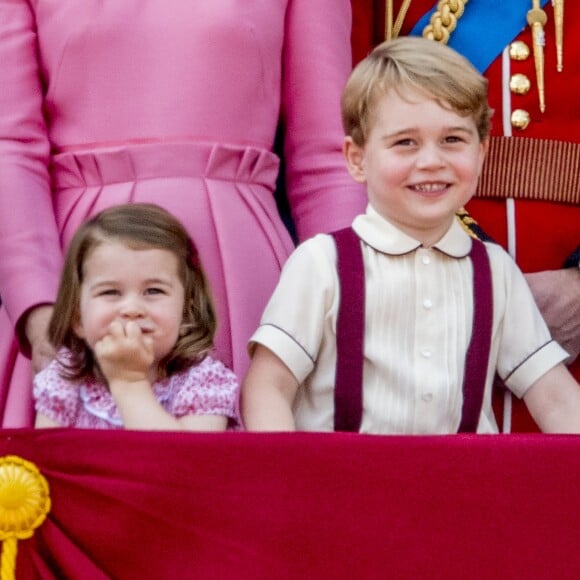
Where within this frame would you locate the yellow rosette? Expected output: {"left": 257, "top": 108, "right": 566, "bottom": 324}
{"left": 0, "top": 456, "right": 51, "bottom": 580}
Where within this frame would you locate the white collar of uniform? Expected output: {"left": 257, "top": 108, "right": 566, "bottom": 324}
{"left": 351, "top": 204, "right": 473, "bottom": 258}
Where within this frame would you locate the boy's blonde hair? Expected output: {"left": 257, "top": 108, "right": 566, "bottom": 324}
{"left": 342, "top": 36, "right": 492, "bottom": 146}
{"left": 50, "top": 203, "right": 217, "bottom": 381}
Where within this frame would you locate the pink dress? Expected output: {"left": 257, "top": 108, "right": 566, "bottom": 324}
{"left": 33, "top": 355, "right": 239, "bottom": 429}
{"left": 0, "top": 1, "right": 366, "bottom": 425}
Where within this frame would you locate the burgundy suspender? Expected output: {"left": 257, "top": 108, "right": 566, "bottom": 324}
{"left": 332, "top": 228, "right": 366, "bottom": 432}
{"left": 331, "top": 227, "right": 493, "bottom": 433}
{"left": 457, "top": 238, "right": 493, "bottom": 432}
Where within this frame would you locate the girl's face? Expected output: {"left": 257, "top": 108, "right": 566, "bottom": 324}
{"left": 345, "top": 88, "right": 488, "bottom": 247}
{"left": 74, "top": 240, "right": 186, "bottom": 367}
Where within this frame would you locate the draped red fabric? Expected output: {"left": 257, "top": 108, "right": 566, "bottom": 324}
{"left": 2, "top": 430, "right": 579, "bottom": 578}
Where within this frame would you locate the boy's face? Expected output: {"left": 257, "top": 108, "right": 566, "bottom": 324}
{"left": 344, "top": 88, "right": 488, "bottom": 246}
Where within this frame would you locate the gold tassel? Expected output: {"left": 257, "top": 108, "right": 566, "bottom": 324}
{"left": 385, "top": 0, "right": 393, "bottom": 41}
{"left": 554, "top": 0, "right": 564, "bottom": 72}
{"left": 385, "top": 0, "right": 414, "bottom": 40}
{"left": 526, "top": 0, "right": 548, "bottom": 112}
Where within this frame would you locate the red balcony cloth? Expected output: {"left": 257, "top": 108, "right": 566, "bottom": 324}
{"left": 2, "top": 430, "right": 578, "bottom": 579}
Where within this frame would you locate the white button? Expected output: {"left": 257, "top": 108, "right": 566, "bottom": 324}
{"left": 423, "top": 299, "right": 433, "bottom": 309}
{"left": 421, "top": 255, "right": 430, "bottom": 265}
{"left": 421, "top": 393, "right": 433, "bottom": 402}
{"left": 421, "top": 349, "right": 432, "bottom": 358}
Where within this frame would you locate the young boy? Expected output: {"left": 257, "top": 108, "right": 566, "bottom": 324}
{"left": 241, "top": 37, "right": 580, "bottom": 434}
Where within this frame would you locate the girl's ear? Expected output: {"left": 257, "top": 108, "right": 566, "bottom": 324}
{"left": 179, "top": 308, "right": 193, "bottom": 336}
{"left": 72, "top": 315, "right": 85, "bottom": 339}
{"left": 343, "top": 137, "right": 366, "bottom": 183}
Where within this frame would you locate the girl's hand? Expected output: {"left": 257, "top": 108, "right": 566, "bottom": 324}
{"left": 95, "top": 320, "right": 155, "bottom": 384}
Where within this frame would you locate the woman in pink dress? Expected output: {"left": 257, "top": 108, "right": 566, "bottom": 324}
{"left": 0, "top": 1, "right": 365, "bottom": 426}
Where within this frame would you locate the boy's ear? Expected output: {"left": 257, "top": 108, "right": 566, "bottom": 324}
{"left": 343, "top": 137, "right": 366, "bottom": 183}
{"left": 477, "top": 137, "right": 490, "bottom": 175}
{"left": 482, "top": 137, "right": 490, "bottom": 156}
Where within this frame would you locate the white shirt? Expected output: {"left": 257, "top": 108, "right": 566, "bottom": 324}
{"left": 250, "top": 206, "right": 568, "bottom": 434}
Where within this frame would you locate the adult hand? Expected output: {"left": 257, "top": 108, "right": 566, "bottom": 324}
{"left": 25, "top": 305, "right": 56, "bottom": 374}
{"left": 525, "top": 269, "right": 580, "bottom": 364}
{"left": 95, "top": 320, "right": 155, "bottom": 384}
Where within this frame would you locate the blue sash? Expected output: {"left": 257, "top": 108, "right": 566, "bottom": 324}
{"left": 409, "top": 0, "right": 551, "bottom": 73}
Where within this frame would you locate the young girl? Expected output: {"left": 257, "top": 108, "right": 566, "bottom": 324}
{"left": 34, "top": 203, "right": 239, "bottom": 430}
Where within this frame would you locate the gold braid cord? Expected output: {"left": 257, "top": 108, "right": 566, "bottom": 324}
{"left": 456, "top": 209, "right": 481, "bottom": 240}
{"left": 422, "top": 0, "right": 469, "bottom": 44}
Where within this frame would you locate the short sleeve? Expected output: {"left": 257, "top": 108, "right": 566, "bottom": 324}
{"left": 33, "top": 360, "right": 80, "bottom": 426}
{"left": 490, "top": 245, "right": 569, "bottom": 397}
{"left": 167, "top": 357, "right": 239, "bottom": 420}
{"left": 249, "top": 234, "right": 339, "bottom": 383}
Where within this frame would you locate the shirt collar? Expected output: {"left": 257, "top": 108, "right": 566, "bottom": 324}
{"left": 352, "top": 204, "right": 472, "bottom": 258}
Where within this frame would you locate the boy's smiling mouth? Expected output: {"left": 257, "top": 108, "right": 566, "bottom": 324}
{"left": 410, "top": 182, "right": 450, "bottom": 194}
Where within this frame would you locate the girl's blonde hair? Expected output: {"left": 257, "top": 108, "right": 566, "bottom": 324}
{"left": 342, "top": 36, "right": 492, "bottom": 146}
{"left": 50, "top": 203, "right": 217, "bottom": 381}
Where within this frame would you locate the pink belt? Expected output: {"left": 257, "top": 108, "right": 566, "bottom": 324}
{"left": 50, "top": 141, "right": 280, "bottom": 190}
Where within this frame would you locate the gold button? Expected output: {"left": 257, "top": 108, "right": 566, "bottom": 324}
{"left": 509, "top": 73, "right": 531, "bottom": 95}
{"left": 511, "top": 109, "right": 531, "bottom": 130}
{"left": 509, "top": 41, "right": 530, "bottom": 60}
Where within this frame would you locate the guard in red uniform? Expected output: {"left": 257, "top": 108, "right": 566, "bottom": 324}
{"left": 351, "top": 0, "right": 580, "bottom": 431}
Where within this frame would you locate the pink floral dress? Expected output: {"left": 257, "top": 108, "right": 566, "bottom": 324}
{"left": 33, "top": 354, "right": 239, "bottom": 429}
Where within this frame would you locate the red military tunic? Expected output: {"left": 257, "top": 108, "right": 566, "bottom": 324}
{"left": 351, "top": 0, "right": 580, "bottom": 431}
